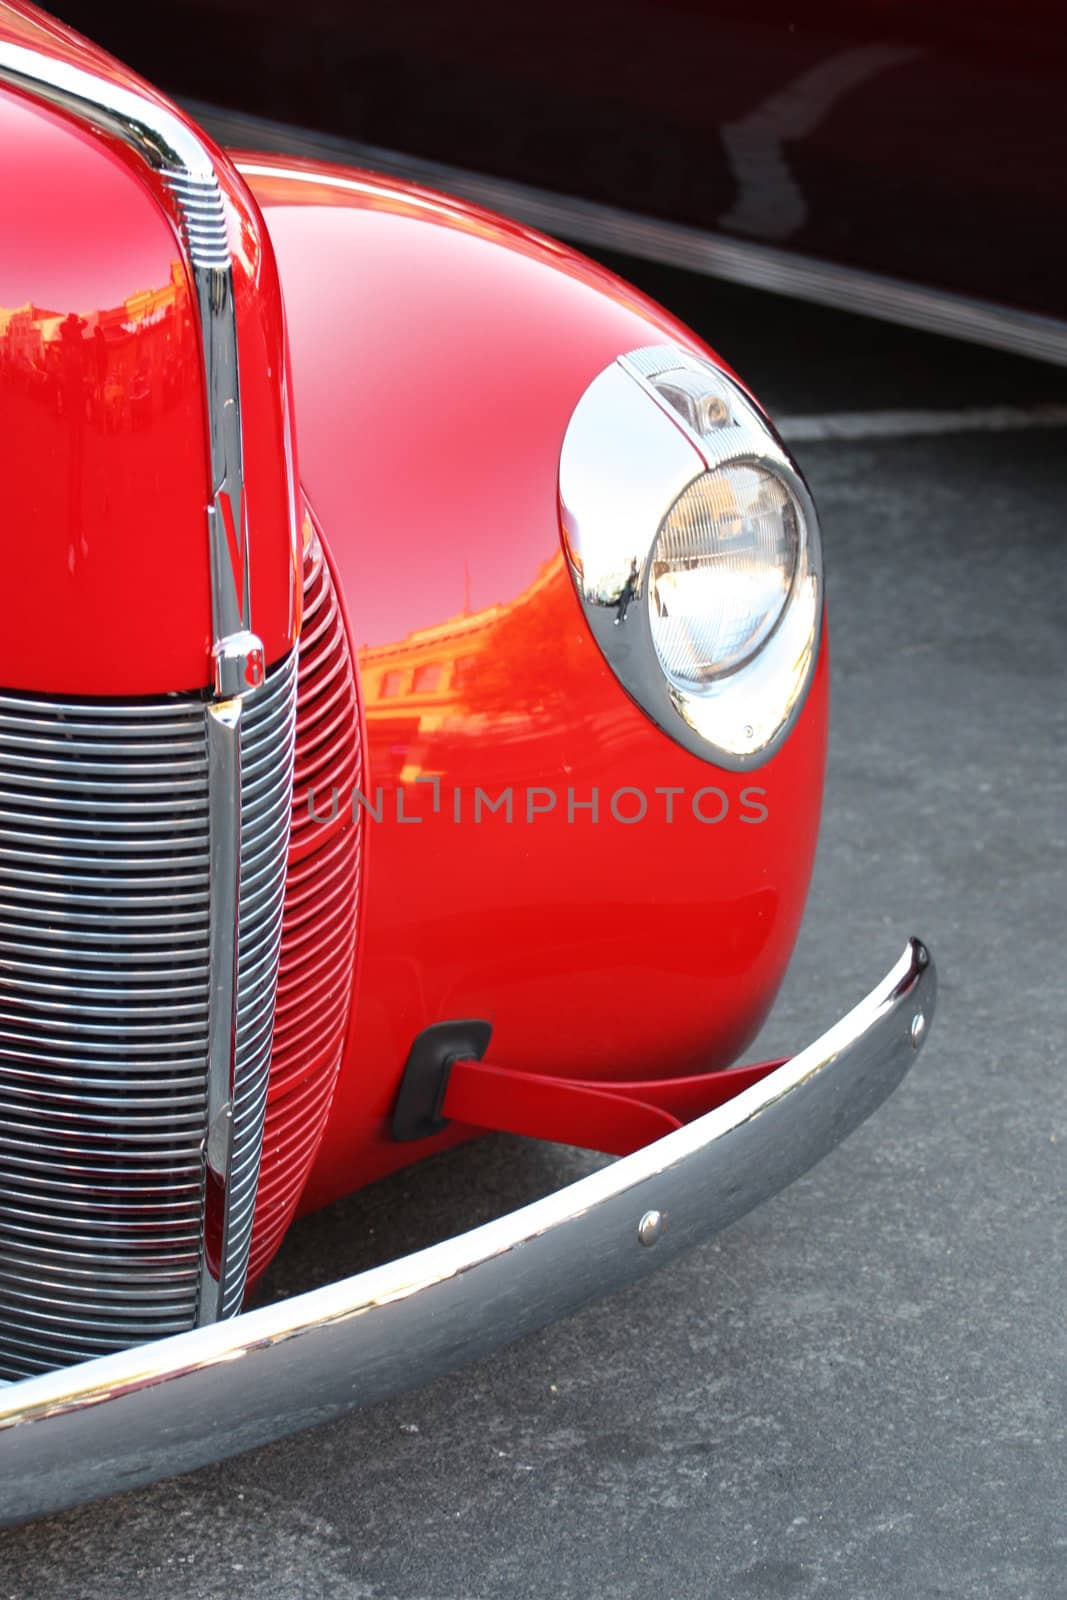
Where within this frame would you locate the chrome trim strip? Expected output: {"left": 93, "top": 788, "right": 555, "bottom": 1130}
{"left": 200, "top": 700, "right": 242, "bottom": 1325}
{"left": 199, "top": 657, "right": 297, "bottom": 1323}
{"left": 0, "top": 939, "right": 935, "bottom": 1524}
{"left": 192, "top": 101, "right": 1067, "bottom": 368}
{"left": 219, "top": 654, "right": 297, "bottom": 1319}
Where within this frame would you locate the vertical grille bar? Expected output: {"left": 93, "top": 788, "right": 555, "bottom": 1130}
{"left": 212, "top": 654, "right": 297, "bottom": 1319}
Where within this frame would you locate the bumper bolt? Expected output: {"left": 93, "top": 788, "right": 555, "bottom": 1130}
{"left": 638, "top": 1210, "right": 663, "bottom": 1246}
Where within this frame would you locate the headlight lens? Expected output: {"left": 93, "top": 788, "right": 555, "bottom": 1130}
{"left": 648, "top": 466, "right": 799, "bottom": 685}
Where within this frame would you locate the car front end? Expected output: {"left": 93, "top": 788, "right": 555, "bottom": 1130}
{"left": 0, "top": 0, "right": 936, "bottom": 1525}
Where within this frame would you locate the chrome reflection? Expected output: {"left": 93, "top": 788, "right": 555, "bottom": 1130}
{"left": 559, "top": 345, "right": 823, "bottom": 768}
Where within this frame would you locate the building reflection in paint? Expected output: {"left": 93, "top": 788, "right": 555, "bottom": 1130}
{"left": 358, "top": 552, "right": 635, "bottom": 788}
{"left": 0, "top": 258, "right": 190, "bottom": 428}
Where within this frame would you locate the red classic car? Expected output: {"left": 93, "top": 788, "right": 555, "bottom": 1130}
{"left": 0, "top": 1, "right": 935, "bottom": 1525}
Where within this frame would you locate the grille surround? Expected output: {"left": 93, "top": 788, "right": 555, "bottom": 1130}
{"left": 0, "top": 690, "right": 211, "bottom": 1380}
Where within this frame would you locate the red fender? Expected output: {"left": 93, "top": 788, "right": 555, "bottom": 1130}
{"left": 242, "top": 153, "right": 829, "bottom": 1212}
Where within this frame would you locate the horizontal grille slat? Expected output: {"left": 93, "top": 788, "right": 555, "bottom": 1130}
{"left": 0, "top": 697, "right": 207, "bottom": 728}
{"left": 0, "top": 732, "right": 207, "bottom": 759}
{"left": 0, "top": 935, "right": 204, "bottom": 965}
{"left": 0, "top": 1164, "right": 202, "bottom": 1198}
{"left": 0, "top": 1183, "right": 204, "bottom": 1220}
{"left": 0, "top": 688, "right": 212, "bottom": 1376}
{"left": 0, "top": 901, "right": 209, "bottom": 932}
{"left": 0, "top": 806, "right": 208, "bottom": 837}
{"left": 0, "top": 1056, "right": 209, "bottom": 1088}
{"left": 0, "top": 993, "right": 207, "bottom": 1023}
{"left": 0, "top": 1011, "right": 206, "bottom": 1042}
{"left": 0, "top": 779, "right": 209, "bottom": 811}
{"left": 0, "top": 1309, "right": 197, "bottom": 1344}
{"left": 1, "top": 880, "right": 209, "bottom": 912}
{"left": 0, "top": 1209, "right": 204, "bottom": 1246}
{"left": 0, "top": 763, "right": 206, "bottom": 792}
{"left": 0, "top": 940, "right": 209, "bottom": 972}
{"left": 0, "top": 968, "right": 207, "bottom": 1001}
{"left": 0, "top": 853, "right": 210, "bottom": 882}
{"left": 0, "top": 1279, "right": 199, "bottom": 1314}
{"left": 0, "top": 1230, "right": 200, "bottom": 1270}
{"left": 0, "top": 1099, "right": 207, "bottom": 1131}
{"left": 0, "top": 1110, "right": 203, "bottom": 1146}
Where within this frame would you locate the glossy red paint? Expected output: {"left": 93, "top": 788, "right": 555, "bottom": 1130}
{"left": 0, "top": 81, "right": 213, "bottom": 695}
{"left": 0, "top": 3, "right": 299, "bottom": 695}
{"left": 242, "top": 156, "right": 828, "bottom": 1215}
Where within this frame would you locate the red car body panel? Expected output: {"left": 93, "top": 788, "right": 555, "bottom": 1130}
{"left": 241, "top": 157, "right": 828, "bottom": 1211}
{"left": 0, "top": 2, "right": 300, "bottom": 696}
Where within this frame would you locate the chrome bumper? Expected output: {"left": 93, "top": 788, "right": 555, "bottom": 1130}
{"left": 0, "top": 938, "right": 934, "bottom": 1527}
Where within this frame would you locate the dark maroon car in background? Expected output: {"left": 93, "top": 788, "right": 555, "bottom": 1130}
{"left": 51, "top": 0, "right": 1067, "bottom": 363}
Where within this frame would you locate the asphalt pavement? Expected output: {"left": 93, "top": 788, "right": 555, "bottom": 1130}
{"left": 4, "top": 259, "right": 1066, "bottom": 1599}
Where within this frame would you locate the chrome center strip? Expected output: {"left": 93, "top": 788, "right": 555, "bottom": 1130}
{"left": 218, "top": 654, "right": 297, "bottom": 1319}
{"left": 0, "top": 938, "right": 935, "bottom": 1524}
{"left": 200, "top": 658, "right": 296, "bottom": 1323}
{"left": 200, "top": 701, "right": 242, "bottom": 1325}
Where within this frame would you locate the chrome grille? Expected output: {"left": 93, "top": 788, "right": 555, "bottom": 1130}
{"left": 0, "top": 690, "right": 210, "bottom": 1380}
{"left": 217, "top": 654, "right": 297, "bottom": 1317}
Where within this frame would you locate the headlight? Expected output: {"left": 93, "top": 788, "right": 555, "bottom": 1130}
{"left": 649, "top": 465, "right": 799, "bottom": 683}
{"left": 559, "top": 346, "right": 822, "bottom": 769}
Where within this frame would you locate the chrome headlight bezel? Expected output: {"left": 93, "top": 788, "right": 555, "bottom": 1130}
{"left": 559, "top": 345, "right": 823, "bottom": 770}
